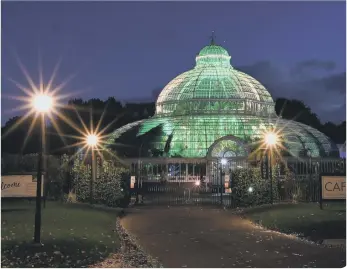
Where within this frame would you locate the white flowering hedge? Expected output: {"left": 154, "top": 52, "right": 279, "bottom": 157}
{"left": 231, "top": 167, "right": 280, "bottom": 207}
{"left": 69, "top": 157, "right": 131, "bottom": 208}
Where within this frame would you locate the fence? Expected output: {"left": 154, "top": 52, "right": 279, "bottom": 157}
{"left": 1, "top": 153, "right": 131, "bottom": 206}
{"left": 2, "top": 154, "right": 345, "bottom": 208}
{"left": 130, "top": 157, "right": 346, "bottom": 207}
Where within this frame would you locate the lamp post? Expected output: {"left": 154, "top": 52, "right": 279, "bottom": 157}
{"left": 86, "top": 134, "right": 99, "bottom": 204}
{"left": 136, "top": 143, "right": 143, "bottom": 204}
{"left": 307, "top": 149, "right": 312, "bottom": 179}
{"left": 264, "top": 131, "right": 278, "bottom": 205}
{"left": 269, "top": 150, "right": 273, "bottom": 204}
{"left": 306, "top": 149, "right": 312, "bottom": 201}
{"left": 33, "top": 93, "right": 53, "bottom": 244}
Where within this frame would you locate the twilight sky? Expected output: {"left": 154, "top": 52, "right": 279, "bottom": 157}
{"left": 2, "top": 1, "right": 346, "bottom": 125}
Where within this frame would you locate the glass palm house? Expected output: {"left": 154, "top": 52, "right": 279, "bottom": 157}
{"left": 108, "top": 40, "right": 341, "bottom": 184}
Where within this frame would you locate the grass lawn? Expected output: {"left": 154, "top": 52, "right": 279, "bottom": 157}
{"left": 242, "top": 202, "right": 346, "bottom": 242}
{"left": 1, "top": 200, "right": 121, "bottom": 268}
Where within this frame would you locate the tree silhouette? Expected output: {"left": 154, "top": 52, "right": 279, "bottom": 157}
{"left": 2, "top": 98, "right": 155, "bottom": 155}
{"left": 2, "top": 115, "right": 40, "bottom": 155}
{"left": 275, "top": 98, "right": 321, "bottom": 130}
{"left": 275, "top": 98, "right": 345, "bottom": 144}
{"left": 1, "top": 96, "right": 344, "bottom": 156}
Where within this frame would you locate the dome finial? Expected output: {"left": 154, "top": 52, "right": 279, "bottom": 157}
{"left": 210, "top": 31, "right": 216, "bottom": 45}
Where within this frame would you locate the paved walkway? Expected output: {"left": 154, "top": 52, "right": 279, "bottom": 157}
{"left": 120, "top": 206, "right": 345, "bottom": 268}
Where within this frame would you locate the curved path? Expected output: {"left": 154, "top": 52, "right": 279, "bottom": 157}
{"left": 121, "top": 206, "right": 345, "bottom": 268}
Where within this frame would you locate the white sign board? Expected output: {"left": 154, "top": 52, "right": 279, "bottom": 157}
{"left": 224, "top": 174, "right": 230, "bottom": 183}
{"left": 130, "top": 176, "right": 135, "bottom": 189}
{"left": 1, "top": 175, "right": 44, "bottom": 198}
{"left": 321, "top": 176, "right": 346, "bottom": 200}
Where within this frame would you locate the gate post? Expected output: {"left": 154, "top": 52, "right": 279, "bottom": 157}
{"left": 135, "top": 161, "right": 140, "bottom": 204}
{"left": 220, "top": 161, "right": 223, "bottom": 206}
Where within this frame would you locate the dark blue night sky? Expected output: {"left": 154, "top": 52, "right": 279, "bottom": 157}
{"left": 2, "top": 1, "right": 346, "bottom": 124}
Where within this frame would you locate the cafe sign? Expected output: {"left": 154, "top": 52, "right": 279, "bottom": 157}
{"left": 320, "top": 173, "right": 345, "bottom": 209}
{"left": 321, "top": 175, "right": 345, "bottom": 199}
{"left": 1, "top": 175, "right": 44, "bottom": 198}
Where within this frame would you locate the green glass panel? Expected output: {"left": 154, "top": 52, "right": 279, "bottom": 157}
{"left": 107, "top": 43, "right": 339, "bottom": 159}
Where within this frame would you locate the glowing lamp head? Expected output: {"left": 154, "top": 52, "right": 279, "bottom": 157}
{"left": 195, "top": 180, "right": 201, "bottom": 186}
{"left": 264, "top": 132, "right": 278, "bottom": 147}
{"left": 86, "top": 134, "right": 98, "bottom": 147}
{"left": 33, "top": 94, "right": 53, "bottom": 113}
{"left": 221, "top": 158, "right": 227, "bottom": 165}
{"left": 248, "top": 187, "right": 253, "bottom": 193}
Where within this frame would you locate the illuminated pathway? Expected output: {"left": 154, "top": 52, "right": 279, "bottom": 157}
{"left": 120, "top": 206, "right": 345, "bottom": 268}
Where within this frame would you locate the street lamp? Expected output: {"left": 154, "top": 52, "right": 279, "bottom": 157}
{"left": 32, "top": 93, "right": 53, "bottom": 244}
{"left": 33, "top": 95, "right": 53, "bottom": 113}
{"left": 85, "top": 134, "right": 99, "bottom": 204}
{"left": 221, "top": 158, "right": 227, "bottom": 165}
{"left": 264, "top": 131, "right": 278, "bottom": 204}
{"left": 86, "top": 134, "right": 98, "bottom": 147}
{"left": 264, "top": 132, "right": 278, "bottom": 147}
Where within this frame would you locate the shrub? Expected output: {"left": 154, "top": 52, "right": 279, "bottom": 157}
{"left": 231, "top": 167, "right": 279, "bottom": 207}
{"left": 71, "top": 157, "right": 130, "bottom": 208}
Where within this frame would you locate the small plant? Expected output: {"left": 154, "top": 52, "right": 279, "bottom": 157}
{"left": 66, "top": 190, "right": 77, "bottom": 203}
{"left": 292, "top": 185, "right": 301, "bottom": 203}
{"left": 62, "top": 191, "right": 76, "bottom": 203}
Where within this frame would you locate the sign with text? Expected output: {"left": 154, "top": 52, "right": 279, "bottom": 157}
{"left": 321, "top": 175, "right": 346, "bottom": 200}
{"left": 1, "top": 175, "right": 44, "bottom": 198}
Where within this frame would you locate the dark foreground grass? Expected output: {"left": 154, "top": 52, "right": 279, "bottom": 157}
{"left": 1, "top": 200, "right": 121, "bottom": 268}
{"left": 242, "top": 202, "right": 346, "bottom": 242}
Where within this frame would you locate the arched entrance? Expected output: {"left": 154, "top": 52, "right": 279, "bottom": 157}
{"left": 207, "top": 135, "right": 250, "bottom": 158}
{"left": 206, "top": 136, "right": 249, "bottom": 185}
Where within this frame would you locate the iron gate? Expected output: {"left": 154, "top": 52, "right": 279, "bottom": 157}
{"left": 131, "top": 157, "right": 250, "bottom": 207}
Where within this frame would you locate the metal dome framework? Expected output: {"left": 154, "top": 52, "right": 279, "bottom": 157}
{"left": 156, "top": 44, "right": 274, "bottom": 118}
{"left": 109, "top": 42, "right": 339, "bottom": 160}
{"left": 110, "top": 114, "right": 338, "bottom": 159}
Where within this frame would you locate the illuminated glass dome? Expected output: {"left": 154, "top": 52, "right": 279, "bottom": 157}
{"left": 109, "top": 42, "right": 339, "bottom": 159}
{"left": 156, "top": 44, "right": 274, "bottom": 117}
